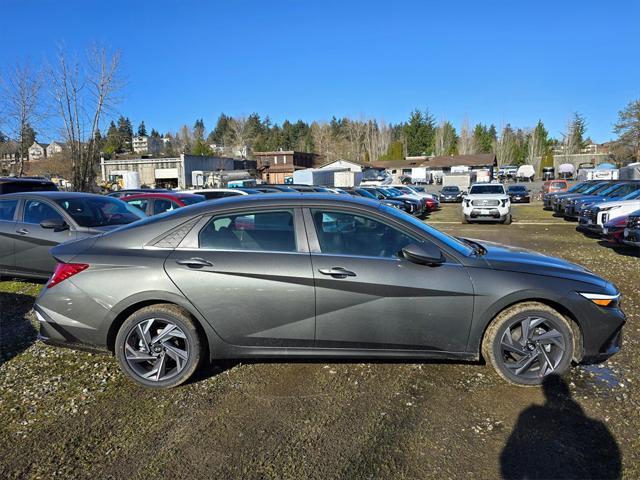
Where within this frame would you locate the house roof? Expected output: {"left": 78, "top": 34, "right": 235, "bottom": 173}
{"left": 319, "top": 159, "right": 367, "bottom": 168}
{"left": 370, "top": 154, "right": 497, "bottom": 170}
{"left": 253, "top": 150, "right": 321, "bottom": 157}
{"left": 30, "top": 142, "right": 49, "bottom": 149}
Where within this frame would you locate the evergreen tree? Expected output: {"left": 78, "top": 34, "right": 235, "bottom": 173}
{"left": 150, "top": 128, "right": 160, "bottom": 138}
{"left": 473, "top": 123, "right": 497, "bottom": 153}
{"left": 117, "top": 116, "right": 133, "bottom": 152}
{"left": 104, "top": 120, "right": 121, "bottom": 154}
{"left": 22, "top": 123, "right": 36, "bottom": 147}
{"left": 403, "top": 109, "right": 435, "bottom": 156}
{"left": 137, "top": 121, "right": 147, "bottom": 137}
{"left": 379, "top": 140, "right": 405, "bottom": 160}
{"left": 193, "top": 118, "right": 206, "bottom": 141}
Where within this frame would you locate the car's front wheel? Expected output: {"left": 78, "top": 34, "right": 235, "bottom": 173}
{"left": 482, "top": 302, "right": 575, "bottom": 386}
{"left": 115, "top": 304, "right": 203, "bottom": 388}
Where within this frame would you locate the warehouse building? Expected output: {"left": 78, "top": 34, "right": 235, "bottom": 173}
{"left": 100, "top": 154, "right": 257, "bottom": 189}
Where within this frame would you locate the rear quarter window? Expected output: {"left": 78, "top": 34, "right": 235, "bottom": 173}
{"left": 0, "top": 199, "right": 18, "bottom": 221}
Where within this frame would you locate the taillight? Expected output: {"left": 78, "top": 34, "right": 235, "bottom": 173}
{"left": 47, "top": 263, "right": 89, "bottom": 288}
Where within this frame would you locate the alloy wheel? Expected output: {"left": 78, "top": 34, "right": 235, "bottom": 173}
{"left": 124, "top": 318, "right": 189, "bottom": 382}
{"left": 499, "top": 316, "right": 566, "bottom": 380}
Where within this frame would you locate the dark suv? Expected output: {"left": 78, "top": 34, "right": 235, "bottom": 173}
{"left": 0, "top": 177, "right": 58, "bottom": 195}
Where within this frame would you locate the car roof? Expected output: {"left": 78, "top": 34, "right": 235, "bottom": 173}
{"left": 121, "top": 192, "right": 202, "bottom": 200}
{"left": 1, "top": 191, "right": 107, "bottom": 200}
{"left": 0, "top": 177, "right": 55, "bottom": 184}
{"left": 163, "top": 193, "right": 381, "bottom": 218}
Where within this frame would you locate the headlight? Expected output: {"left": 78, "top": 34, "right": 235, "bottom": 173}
{"left": 579, "top": 292, "right": 620, "bottom": 308}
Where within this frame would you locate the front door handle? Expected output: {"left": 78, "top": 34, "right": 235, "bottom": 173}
{"left": 176, "top": 257, "right": 213, "bottom": 268}
{"left": 16, "top": 228, "right": 29, "bottom": 235}
{"left": 318, "top": 267, "right": 356, "bottom": 278}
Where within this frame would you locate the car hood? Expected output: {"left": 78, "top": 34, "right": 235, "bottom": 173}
{"left": 472, "top": 239, "right": 609, "bottom": 288}
{"left": 466, "top": 193, "right": 508, "bottom": 199}
{"left": 597, "top": 199, "right": 640, "bottom": 209}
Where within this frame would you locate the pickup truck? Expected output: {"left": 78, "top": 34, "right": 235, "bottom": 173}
{"left": 461, "top": 183, "right": 511, "bottom": 224}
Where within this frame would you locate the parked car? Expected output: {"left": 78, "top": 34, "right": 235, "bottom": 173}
{"left": 565, "top": 182, "right": 640, "bottom": 220}
{"left": 602, "top": 215, "right": 630, "bottom": 244}
{"left": 34, "top": 193, "right": 625, "bottom": 388}
{"left": 344, "top": 187, "right": 412, "bottom": 213}
{"left": 577, "top": 189, "right": 640, "bottom": 234}
{"left": 179, "top": 188, "right": 259, "bottom": 200}
{"left": 121, "top": 192, "right": 205, "bottom": 216}
{"left": 1, "top": 177, "right": 58, "bottom": 194}
{"left": 439, "top": 186, "right": 464, "bottom": 203}
{"left": 554, "top": 181, "right": 614, "bottom": 215}
{"left": 107, "top": 188, "right": 171, "bottom": 198}
{"left": 391, "top": 185, "right": 438, "bottom": 202}
{"left": 544, "top": 181, "right": 593, "bottom": 210}
{"left": 506, "top": 185, "right": 531, "bottom": 203}
{"left": 0, "top": 192, "right": 145, "bottom": 280}
{"left": 622, "top": 210, "right": 640, "bottom": 248}
{"left": 542, "top": 180, "right": 568, "bottom": 195}
{"left": 362, "top": 187, "right": 425, "bottom": 216}
{"left": 462, "top": 183, "right": 511, "bottom": 224}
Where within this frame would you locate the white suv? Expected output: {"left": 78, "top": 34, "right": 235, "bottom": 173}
{"left": 462, "top": 183, "right": 512, "bottom": 224}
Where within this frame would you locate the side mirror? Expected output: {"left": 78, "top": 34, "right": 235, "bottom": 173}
{"left": 40, "top": 218, "right": 68, "bottom": 231}
{"left": 401, "top": 243, "right": 445, "bottom": 266}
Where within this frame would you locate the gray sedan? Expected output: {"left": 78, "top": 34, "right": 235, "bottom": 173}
{"left": 34, "top": 194, "right": 624, "bottom": 388}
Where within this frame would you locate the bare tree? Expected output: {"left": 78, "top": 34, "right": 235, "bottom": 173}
{"left": 526, "top": 127, "right": 544, "bottom": 174}
{"left": 434, "top": 120, "right": 457, "bottom": 156}
{"left": 457, "top": 118, "right": 474, "bottom": 155}
{"left": 496, "top": 125, "right": 516, "bottom": 166}
{"left": 50, "top": 45, "right": 122, "bottom": 191}
{"left": 229, "top": 116, "right": 250, "bottom": 158}
{"left": 363, "top": 119, "right": 391, "bottom": 163}
{"left": 310, "top": 121, "right": 332, "bottom": 160}
{"left": 345, "top": 119, "right": 367, "bottom": 161}
{"left": 0, "top": 62, "right": 46, "bottom": 176}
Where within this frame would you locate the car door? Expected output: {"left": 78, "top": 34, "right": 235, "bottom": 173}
{"left": 305, "top": 207, "right": 475, "bottom": 352}
{"left": 13, "top": 198, "right": 76, "bottom": 277}
{"left": 164, "top": 207, "right": 316, "bottom": 346}
{"left": 0, "top": 198, "right": 19, "bottom": 272}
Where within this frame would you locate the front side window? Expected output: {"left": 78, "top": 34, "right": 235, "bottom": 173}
{"left": 0, "top": 199, "right": 18, "bottom": 221}
{"left": 24, "top": 200, "right": 63, "bottom": 224}
{"left": 199, "top": 210, "right": 296, "bottom": 252}
{"left": 55, "top": 197, "right": 143, "bottom": 227}
{"left": 311, "top": 209, "right": 419, "bottom": 258}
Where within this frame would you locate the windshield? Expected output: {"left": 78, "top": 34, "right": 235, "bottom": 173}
{"left": 584, "top": 183, "right": 611, "bottom": 195}
{"left": 622, "top": 189, "right": 640, "bottom": 200}
{"left": 508, "top": 186, "right": 527, "bottom": 192}
{"left": 363, "top": 169, "right": 385, "bottom": 180}
{"left": 380, "top": 204, "right": 474, "bottom": 256}
{"left": 355, "top": 188, "right": 377, "bottom": 199}
{"left": 379, "top": 188, "right": 401, "bottom": 198}
{"left": 442, "top": 186, "right": 459, "bottom": 193}
{"left": 469, "top": 184, "right": 505, "bottom": 194}
{"left": 600, "top": 183, "right": 632, "bottom": 197}
{"left": 55, "top": 197, "right": 145, "bottom": 227}
{"left": 180, "top": 195, "right": 205, "bottom": 205}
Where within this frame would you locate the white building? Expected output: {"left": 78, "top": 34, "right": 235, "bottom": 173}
{"left": 319, "top": 159, "right": 365, "bottom": 172}
{"left": 46, "top": 141, "right": 65, "bottom": 157}
{"left": 28, "top": 142, "right": 48, "bottom": 161}
{"left": 132, "top": 135, "right": 162, "bottom": 155}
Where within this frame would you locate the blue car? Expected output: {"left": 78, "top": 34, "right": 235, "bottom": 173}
{"left": 564, "top": 182, "right": 640, "bottom": 219}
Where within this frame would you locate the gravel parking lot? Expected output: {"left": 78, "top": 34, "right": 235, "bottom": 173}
{"left": 1, "top": 200, "right": 638, "bottom": 479}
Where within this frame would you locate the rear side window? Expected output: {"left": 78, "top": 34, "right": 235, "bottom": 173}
{"left": 23, "top": 200, "right": 63, "bottom": 224}
{"left": 125, "top": 198, "right": 149, "bottom": 213}
{"left": 154, "top": 199, "right": 178, "bottom": 214}
{"left": 0, "top": 199, "right": 18, "bottom": 221}
{"left": 198, "top": 210, "right": 296, "bottom": 252}
{"left": 311, "top": 209, "right": 419, "bottom": 258}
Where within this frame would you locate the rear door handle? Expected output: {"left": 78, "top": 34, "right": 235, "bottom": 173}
{"left": 16, "top": 228, "right": 29, "bottom": 235}
{"left": 176, "top": 257, "right": 213, "bottom": 268}
{"left": 318, "top": 267, "right": 356, "bottom": 278}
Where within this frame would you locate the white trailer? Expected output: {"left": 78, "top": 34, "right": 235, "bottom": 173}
{"left": 293, "top": 168, "right": 339, "bottom": 186}
{"left": 333, "top": 170, "right": 363, "bottom": 187}
{"left": 442, "top": 174, "right": 471, "bottom": 192}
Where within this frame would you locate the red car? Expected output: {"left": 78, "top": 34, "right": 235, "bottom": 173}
{"left": 602, "top": 215, "right": 629, "bottom": 244}
{"left": 120, "top": 192, "right": 205, "bottom": 216}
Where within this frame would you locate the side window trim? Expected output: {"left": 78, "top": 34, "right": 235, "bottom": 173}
{"left": 177, "top": 207, "right": 309, "bottom": 254}
{"left": 21, "top": 199, "right": 66, "bottom": 225}
{"left": 302, "top": 207, "right": 423, "bottom": 256}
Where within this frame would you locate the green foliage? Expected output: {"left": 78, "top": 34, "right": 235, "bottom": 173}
{"left": 472, "top": 123, "right": 497, "bottom": 153}
{"left": 379, "top": 140, "right": 404, "bottom": 160}
{"left": 117, "top": 116, "right": 133, "bottom": 152}
{"left": 402, "top": 109, "right": 435, "bottom": 156}
{"left": 22, "top": 124, "right": 36, "bottom": 147}
{"left": 137, "top": 121, "right": 147, "bottom": 137}
{"left": 193, "top": 118, "right": 205, "bottom": 141}
{"left": 614, "top": 98, "right": 640, "bottom": 161}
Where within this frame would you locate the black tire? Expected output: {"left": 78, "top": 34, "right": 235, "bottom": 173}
{"left": 462, "top": 214, "right": 470, "bottom": 224}
{"left": 115, "top": 304, "right": 203, "bottom": 389}
{"left": 482, "top": 302, "right": 575, "bottom": 386}
{"left": 502, "top": 213, "right": 512, "bottom": 225}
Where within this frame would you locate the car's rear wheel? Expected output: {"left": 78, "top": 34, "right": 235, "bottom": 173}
{"left": 502, "top": 213, "right": 512, "bottom": 225}
{"left": 462, "top": 214, "right": 470, "bottom": 224}
{"left": 115, "top": 304, "right": 203, "bottom": 388}
{"left": 482, "top": 302, "right": 575, "bottom": 386}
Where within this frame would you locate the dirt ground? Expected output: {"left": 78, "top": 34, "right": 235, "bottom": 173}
{"left": 1, "top": 201, "right": 638, "bottom": 479}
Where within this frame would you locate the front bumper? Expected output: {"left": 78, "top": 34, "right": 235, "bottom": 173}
{"left": 622, "top": 228, "right": 640, "bottom": 247}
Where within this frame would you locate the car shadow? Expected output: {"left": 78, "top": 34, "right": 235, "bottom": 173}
{"left": 597, "top": 240, "right": 640, "bottom": 257}
{"left": 0, "top": 291, "right": 39, "bottom": 367}
{"left": 500, "top": 374, "right": 621, "bottom": 480}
